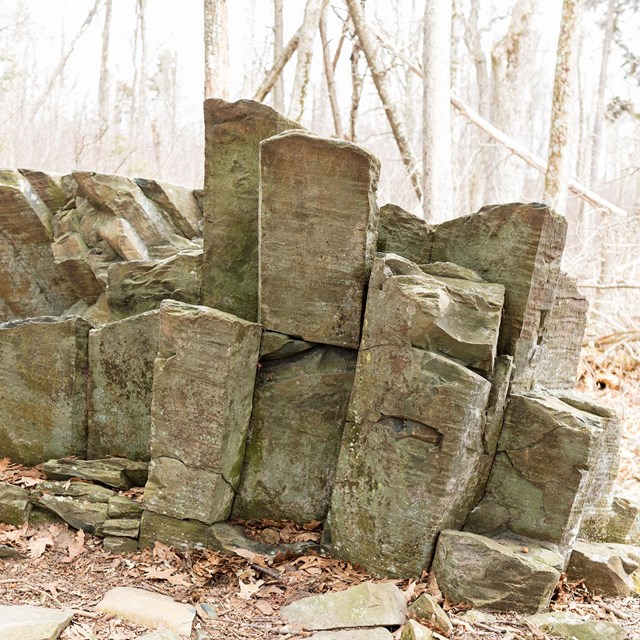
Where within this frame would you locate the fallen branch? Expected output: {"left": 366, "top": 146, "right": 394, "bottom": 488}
{"left": 594, "top": 331, "right": 640, "bottom": 346}
{"left": 254, "top": 26, "right": 303, "bottom": 102}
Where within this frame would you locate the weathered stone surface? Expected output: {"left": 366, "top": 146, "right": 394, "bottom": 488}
{"left": 606, "top": 495, "right": 640, "bottom": 545}
{"left": 376, "top": 203, "right": 432, "bottom": 264}
{"left": 145, "top": 301, "right": 260, "bottom": 524}
{"left": 532, "top": 273, "right": 588, "bottom": 389}
{"left": 108, "top": 495, "right": 143, "bottom": 519}
{"left": 0, "top": 544, "right": 20, "bottom": 558}
{"left": 259, "top": 331, "right": 316, "bottom": 360}
{"left": 0, "top": 316, "right": 90, "bottom": 465}
{"left": 311, "top": 630, "right": 393, "bottom": 640}
{"left": 43, "top": 458, "right": 148, "bottom": 489}
{"left": 567, "top": 541, "right": 640, "bottom": 597}
{"left": 33, "top": 480, "right": 115, "bottom": 503}
{"left": 106, "top": 250, "right": 202, "bottom": 317}
{"left": 102, "top": 518, "right": 140, "bottom": 538}
{"left": 32, "top": 493, "right": 109, "bottom": 534}
{"left": 233, "top": 344, "right": 357, "bottom": 524}
{"left": 0, "top": 604, "right": 73, "bottom": 640}
{"left": 465, "top": 392, "right": 605, "bottom": 556}
{"left": 202, "top": 99, "right": 301, "bottom": 321}
{"left": 418, "top": 262, "right": 484, "bottom": 282}
{"left": 0, "top": 482, "right": 31, "bottom": 525}
{"left": 19, "top": 169, "right": 68, "bottom": 212}
{"left": 138, "top": 511, "right": 210, "bottom": 550}
{"left": 135, "top": 177, "right": 203, "bottom": 239}
{"left": 103, "top": 536, "right": 139, "bottom": 554}
{"left": 407, "top": 594, "right": 452, "bottom": 636}
{"left": 527, "top": 612, "right": 629, "bottom": 640}
{"left": 87, "top": 311, "right": 160, "bottom": 460}
{"left": 281, "top": 583, "right": 406, "bottom": 631}
{"left": 400, "top": 620, "right": 435, "bottom": 640}
{"left": 95, "top": 587, "right": 196, "bottom": 636}
{"left": 259, "top": 130, "right": 380, "bottom": 348}
{"left": 431, "top": 202, "right": 567, "bottom": 390}
{"left": 432, "top": 530, "right": 561, "bottom": 613}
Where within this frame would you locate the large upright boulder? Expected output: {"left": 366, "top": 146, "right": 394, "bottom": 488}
{"left": 142, "top": 301, "right": 261, "bottom": 527}
{"left": 431, "top": 202, "right": 567, "bottom": 390}
{"left": 87, "top": 310, "right": 160, "bottom": 460}
{"left": 202, "top": 99, "right": 300, "bottom": 321}
{"left": 0, "top": 315, "right": 91, "bottom": 465}
{"left": 259, "top": 131, "right": 380, "bottom": 349}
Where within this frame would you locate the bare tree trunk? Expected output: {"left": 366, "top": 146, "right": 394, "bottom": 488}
{"left": 288, "top": 0, "right": 324, "bottom": 122}
{"left": 136, "top": 0, "right": 148, "bottom": 143}
{"left": 345, "top": 0, "right": 422, "bottom": 202}
{"left": 273, "top": 0, "right": 285, "bottom": 112}
{"left": 98, "top": 0, "right": 112, "bottom": 123}
{"left": 349, "top": 19, "right": 363, "bottom": 141}
{"left": 320, "top": 5, "right": 343, "bottom": 137}
{"left": 544, "top": 0, "right": 580, "bottom": 210}
{"left": 254, "top": 26, "right": 302, "bottom": 102}
{"left": 423, "top": 0, "right": 453, "bottom": 221}
{"left": 204, "top": 0, "right": 229, "bottom": 99}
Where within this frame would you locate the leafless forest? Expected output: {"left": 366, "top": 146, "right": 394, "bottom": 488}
{"left": 0, "top": 0, "right": 638, "bottom": 336}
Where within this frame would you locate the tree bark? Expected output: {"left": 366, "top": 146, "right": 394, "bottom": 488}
{"left": 273, "top": 0, "right": 285, "bottom": 112}
{"left": 319, "top": 5, "right": 344, "bottom": 138}
{"left": 98, "top": 0, "right": 112, "bottom": 123}
{"left": 422, "top": 0, "right": 453, "bottom": 221}
{"left": 204, "top": 0, "right": 229, "bottom": 99}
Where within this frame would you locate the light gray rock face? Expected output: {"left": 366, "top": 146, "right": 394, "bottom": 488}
{"left": 106, "top": 250, "right": 202, "bottom": 317}
{"left": 0, "top": 170, "right": 77, "bottom": 322}
{"left": 202, "top": 99, "right": 301, "bottom": 321}
{"left": 233, "top": 343, "right": 357, "bottom": 524}
{"left": 144, "top": 301, "right": 261, "bottom": 525}
{"left": 407, "top": 594, "right": 452, "bottom": 636}
{"left": 465, "top": 392, "right": 605, "bottom": 557}
{"left": 432, "top": 530, "right": 561, "bottom": 613}
{"left": 431, "top": 202, "right": 567, "bottom": 390}
{"left": 0, "top": 482, "right": 31, "bottom": 525}
{"left": 0, "top": 604, "right": 73, "bottom": 640}
{"left": 0, "top": 315, "right": 91, "bottom": 465}
{"left": 259, "top": 131, "right": 380, "bottom": 349}
{"left": 19, "top": 169, "right": 68, "bottom": 212}
{"left": 527, "top": 611, "right": 630, "bottom": 640}
{"left": 376, "top": 203, "right": 432, "bottom": 264}
{"left": 281, "top": 582, "right": 407, "bottom": 631}
{"left": 87, "top": 311, "right": 160, "bottom": 460}
{"left": 532, "top": 273, "right": 588, "bottom": 389}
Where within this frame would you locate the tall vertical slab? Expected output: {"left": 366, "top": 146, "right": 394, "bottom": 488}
{"left": 143, "top": 301, "right": 261, "bottom": 526}
{"left": 0, "top": 316, "right": 91, "bottom": 465}
{"left": 259, "top": 131, "right": 380, "bottom": 349}
{"left": 202, "top": 99, "right": 300, "bottom": 321}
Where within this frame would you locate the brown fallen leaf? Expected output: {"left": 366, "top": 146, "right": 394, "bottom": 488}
{"left": 238, "top": 578, "right": 264, "bottom": 600}
{"left": 27, "top": 533, "right": 54, "bottom": 559}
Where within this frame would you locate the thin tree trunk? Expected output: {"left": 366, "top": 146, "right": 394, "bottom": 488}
{"left": 288, "top": 0, "right": 324, "bottom": 122}
{"left": 345, "top": 0, "right": 422, "bottom": 202}
{"left": 349, "top": 18, "right": 363, "bottom": 141}
{"left": 320, "top": 5, "right": 343, "bottom": 137}
{"left": 544, "top": 0, "right": 580, "bottom": 210}
{"left": 204, "top": 0, "right": 229, "bottom": 99}
{"left": 98, "top": 0, "right": 112, "bottom": 123}
{"left": 423, "top": 0, "right": 453, "bottom": 221}
{"left": 135, "top": 0, "right": 148, "bottom": 145}
{"left": 254, "top": 26, "right": 302, "bottom": 102}
{"left": 273, "top": 0, "right": 285, "bottom": 112}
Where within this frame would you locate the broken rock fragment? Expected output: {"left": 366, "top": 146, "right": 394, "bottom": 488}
{"left": 400, "top": 620, "right": 435, "bottom": 640}
{"left": 43, "top": 458, "right": 148, "bottom": 489}
{"left": 407, "top": 594, "right": 453, "bottom": 636}
{"left": 376, "top": 203, "right": 432, "bottom": 264}
{"left": 0, "top": 604, "right": 73, "bottom": 640}
{"left": 0, "top": 482, "right": 31, "bottom": 526}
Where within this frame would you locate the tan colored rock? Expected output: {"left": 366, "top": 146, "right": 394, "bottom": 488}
{"left": 19, "top": 169, "right": 68, "bottom": 212}
{"left": 0, "top": 604, "right": 73, "bottom": 640}
{"left": 377, "top": 203, "right": 432, "bottom": 264}
{"left": 259, "top": 130, "right": 380, "bottom": 348}
{"left": 103, "top": 536, "right": 139, "bottom": 554}
{"left": 401, "top": 620, "right": 435, "bottom": 640}
{"left": 408, "top": 594, "right": 452, "bottom": 635}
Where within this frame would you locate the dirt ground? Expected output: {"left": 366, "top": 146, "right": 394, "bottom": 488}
{"left": 0, "top": 344, "right": 638, "bottom": 640}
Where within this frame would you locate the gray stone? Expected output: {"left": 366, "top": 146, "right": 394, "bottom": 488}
{"left": 145, "top": 301, "right": 261, "bottom": 524}
{"left": 0, "top": 604, "right": 73, "bottom": 640}
{"left": 527, "top": 611, "right": 629, "bottom": 640}
{"left": 606, "top": 495, "right": 640, "bottom": 545}
{"left": 310, "top": 630, "right": 393, "bottom": 640}
{"left": 103, "top": 536, "right": 139, "bottom": 554}
{"left": 233, "top": 344, "right": 357, "bottom": 524}
{"left": 0, "top": 482, "right": 31, "bottom": 525}
{"left": 431, "top": 202, "right": 567, "bottom": 390}
{"left": 281, "top": 582, "right": 406, "bottom": 631}
{"left": 0, "top": 544, "right": 20, "bottom": 558}
{"left": 33, "top": 480, "right": 115, "bottom": 503}
{"left": 259, "top": 130, "right": 380, "bottom": 349}
{"left": 259, "top": 331, "right": 316, "bottom": 360}
{"left": 19, "top": 169, "right": 68, "bottom": 212}
{"left": 95, "top": 587, "right": 195, "bottom": 636}
{"left": 432, "top": 530, "right": 561, "bottom": 613}
{"left": 418, "top": 261, "right": 484, "bottom": 282}
{"left": 32, "top": 494, "right": 108, "bottom": 534}
{"left": 43, "top": 458, "right": 148, "bottom": 489}
{"left": 209, "top": 521, "right": 281, "bottom": 557}
{"left": 400, "top": 620, "right": 435, "bottom": 640}
{"left": 138, "top": 511, "right": 210, "bottom": 551}
{"left": 407, "top": 594, "right": 452, "bottom": 635}
{"left": 87, "top": 311, "right": 160, "bottom": 461}
{"left": 202, "top": 98, "right": 301, "bottom": 321}
{"left": 0, "top": 316, "right": 91, "bottom": 465}
{"left": 102, "top": 518, "right": 140, "bottom": 538}
{"left": 376, "top": 203, "right": 432, "bottom": 264}
{"left": 108, "top": 495, "right": 143, "bottom": 519}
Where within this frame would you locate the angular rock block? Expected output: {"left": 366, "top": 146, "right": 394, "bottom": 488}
{"left": 233, "top": 342, "right": 357, "bottom": 524}
{"left": 138, "top": 510, "right": 210, "bottom": 550}
{"left": 0, "top": 315, "right": 90, "bottom": 465}
{"left": 0, "top": 482, "right": 31, "bottom": 526}
{"left": 606, "top": 495, "right": 640, "bottom": 545}
{"left": 144, "top": 300, "right": 261, "bottom": 524}
{"left": 259, "top": 131, "right": 380, "bottom": 349}
{"left": 432, "top": 530, "right": 561, "bottom": 613}
{"left": 465, "top": 392, "right": 605, "bottom": 556}
{"left": 19, "top": 168, "right": 69, "bottom": 211}
{"left": 87, "top": 311, "right": 160, "bottom": 460}
{"left": 532, "top": 273, "right": 588, "bottom": 389}
{"left": 376, "top": 203, "right": 432, "bottom": 264}
{"left": 43, "top": 458, "right": 148, "bottom": 489}
{"left": 106, "top": 250, "right": 202, "bottom": 317}
{"left": 203, "top": 99, "right": 301, "bottom": 321}
{"left": 431, "top": 202, "right": 567, "bottom": 390}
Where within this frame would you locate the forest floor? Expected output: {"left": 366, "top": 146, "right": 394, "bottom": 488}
{"left": 0, "top": 344, "right": 638, "bottom": 640}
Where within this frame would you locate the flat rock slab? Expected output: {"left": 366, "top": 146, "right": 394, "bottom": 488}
{"left": 259, "top": 130, "right": 380, "bottom": 349}
{"left": 432, "top": 530, "right": 561, "bottom": 614}
{"left": 309, "top": 629, "right": 393, "bottom": 640}
{"left": 0, "top": 604, "right": 73, "bottom": 640}
{"left": 43, "top": 458, "right": 148, "bottom": 489}
{"left": 527, "top": 611, "right": 629, "bottom": 640}
{"left": 138, "top": 631, "right": 181, "bottom": 640}
{"left": 203, "top": 99, "right": 301, "bottom": 321}
{"left": 281, "top": 582, "right": 406, "bottom": 631}
{"left": 0, "top": 316, "right": 90, "bottom": 465}
{"left": 95, "top": 587, "right": 195, "bottom": 637}
{"left": 233, "top": 344, "right": 357, "bottom": 524}
{"left": 138, "top": 511, "right": 210, "bottom": 551}
{"left": 376, "top": 203, "right": 432, "bottom": 264}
